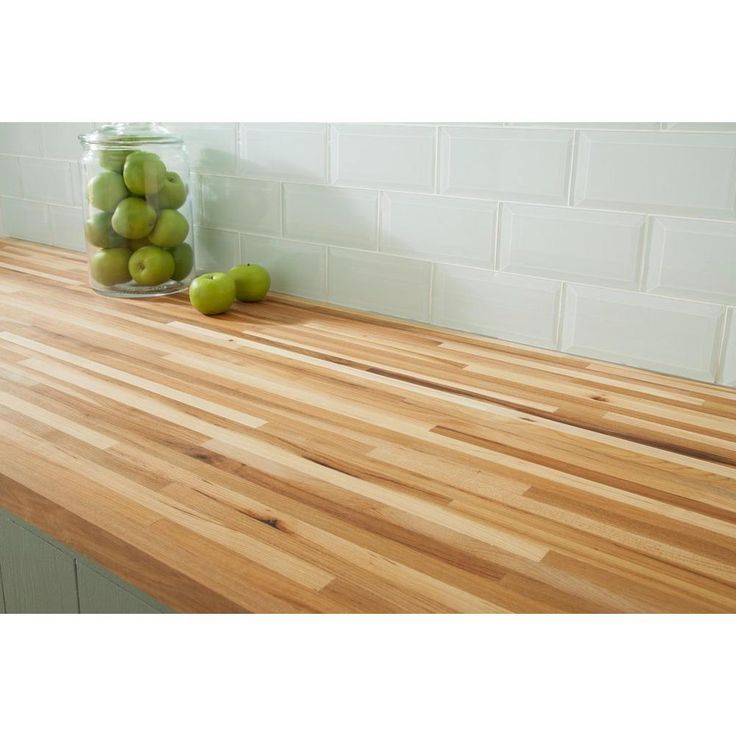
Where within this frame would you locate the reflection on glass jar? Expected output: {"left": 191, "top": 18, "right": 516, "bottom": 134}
{"left": 79, "top": 123, "right": 195, "bottom": 298}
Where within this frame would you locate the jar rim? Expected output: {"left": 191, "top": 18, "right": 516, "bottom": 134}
{"left": 79, "top": 122, "right": 182, "bottom": 147}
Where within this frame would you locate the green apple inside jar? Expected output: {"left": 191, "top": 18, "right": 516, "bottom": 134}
{"left": 79, "top": 123, "right": 195, "bottom": 297}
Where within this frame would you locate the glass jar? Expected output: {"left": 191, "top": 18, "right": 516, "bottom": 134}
{"left": 78, "top": 122, "right": 195, "bottom": 298}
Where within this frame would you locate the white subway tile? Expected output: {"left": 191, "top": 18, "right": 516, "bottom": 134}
{"left": 330, "top": 124, "right": 435, "bottom": 192}
{"left": 662, "top": 123, "right": 736, "bottom": 131}
{"left": 240, "top": 123, "right": 327, "bottom": 183}
{"left": 163, "top": 123, "right": 239, "bottom": 175}
{"left": 439, "top": 127, "right": 573, "bottom": 204}
{"left": 19, "top": 158, "right": 77, "bottom": 205}
{"left": 0, "top": 155, "right": 22, "bottom": 197}
{"left": 72, "top": 162, "right": 84, "bottom": 205}
{"left": 380, "top": 191, "right": 495, "bottom": 268}
{"left": 432, "top": 265, "right": 561, "bottom": 348}
{"left": 194, "top": 226, "right": 239, "bottom": 272}
{"left": 283, "top": 183, "right": 377, "bottom": 249}
{"left": 645, "top": 217, "right": 736, "bottom": 304}
{"left": 0, "top": 123, "right": 43, "bottom": 156}
{"left": 507, "top": 122, "right": 660, "bottom": 130}
{"left": 561, "top": 284, "right": 725, "bottom": 381}
{"left": 499, "top": 203, "right": 645, "bottom": 288}
{"left": 200, "top": 176, "right": 280, "bottom": 235}
{"left": 240, "top": 235, "right": 327, "bottom": 300}
{"left": 0, "top": 198, "right": 52, "bottom": 244}
{"left": 42, "top": 122, "right": 94, "bottom": 159}
{"left": 437, "top": 123, "right": 505, "bottom": 128}
{"left": 573, "top": 131, "right": 736, "bottom": 218}
{"left": 328, "top": 248, "right": 431, "bottom": 322}
{"left": 49, "top": 205, "right": 85, "bottom": 251}
{"left": 190, "top": 172, "right": 203, "bottom": 225}
{"left": 719, "top": 310, "right": 736, "bottom": 386}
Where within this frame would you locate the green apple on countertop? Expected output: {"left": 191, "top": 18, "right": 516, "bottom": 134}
{"left": 189, "top": 263, "right": 271, "bottom": 316}
{"left": 189, "top": 272, "right": 237, "bottom": 315}
{"left": 229, "top": 263, "right": 271, "bottom": 302}
{"left": 128, "top": 246, "right": 175, "bottom": 286}
{"left": 90, "top": 247, "right": 131, "bottom": 286}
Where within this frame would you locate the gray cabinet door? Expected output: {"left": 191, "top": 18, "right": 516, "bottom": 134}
{"left": 0, "top": 515, "right": 79, "bottom": 613}
{"left": 77, "top": 562, "right": 160, "bottom": 614}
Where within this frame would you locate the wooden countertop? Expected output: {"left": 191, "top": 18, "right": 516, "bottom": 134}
{"left": 1, "top": 238, "right": 735, "bottom": 613}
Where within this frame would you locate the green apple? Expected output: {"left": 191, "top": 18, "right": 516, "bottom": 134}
{"left": 170, "top": 242, "right": 194, "bottom": 281}
{"left": 126, "top": 237, "right": 150, "bottom": 251}
{"left": 228, "top": 263, "right": 271, "bottom": 302}
{"left": 149, "top": 209, "right": 189, "bottom": 247}
{"left": 90, "top": 247, "right": 131, "bottom": 286}
{"left": 111, "top": 197, "right": 157, "bottom": 239}
{"left": 87, "top": 171, "right": 128, "bottom": 212}
{"left": 98, "top": 149, "right": 130, "bottom": 173}
{"left": 189, "top": 272, "right": 236, "bottom": 315}
{"left": 128, "top": 246, "right": 175, "bottom": 286}
{"left": 84, "top": 211, "right": 126, "bottom": 248}
{"left": 151, "top": 171, "right": 187, "bottom": 210}
{"left": 123, "top": 151, "right": 167, "bottom": 196}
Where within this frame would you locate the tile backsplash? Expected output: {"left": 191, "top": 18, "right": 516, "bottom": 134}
{"left": 0, "top": 121, "right": 734, "bottom": 387}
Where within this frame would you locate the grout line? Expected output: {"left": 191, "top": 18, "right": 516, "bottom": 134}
{"left": 235, "top": 123, "right": 243, "bottom": 172}
{"left": 427, "top": 261, "right": 436, "bottom": 323}
{"left": 566, "top": 130, "right": 579, "bottom": 206}
{"left": 636, "top": 215, "right": 652, "bottom": 291}
{"left": 0, "top": 194, "right": 83, "bottom": 212}
{"left": 325, "top": 124, "right": 332, "bottom": 185}
{"left": 325, "top": 246, "right": 334, "bottom": 303}
{"left": 554, "top": 282, "right": 568, "bottom": 350}
{"left": 433, "top": 126, "right": 441, "bottom": 194}
{"left": 323, "top": 242, "right": 330, "bottom": 301}
{"left": 279, "top": 182, "right": 285, "bottom": 237}
{"left": 376, "top": 191, "right": 384, "bottom": 252}
{"left": 492, "top": 202, "right": 502, "bottom": 271}
{"left": 713, "top": 307, "right": 732, "bottom": 384}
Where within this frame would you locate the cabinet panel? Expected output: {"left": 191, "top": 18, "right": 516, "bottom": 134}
{"left": 77, "top": 562, "right": 160, "bottom": 614}
{"left": 0, "top": 516, "right": 79, "bottom": 613}
{"left": 0, "top": 561, "right": 6, "bottom": 613}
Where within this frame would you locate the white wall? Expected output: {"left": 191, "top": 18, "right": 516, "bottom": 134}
{"left": 1, "top": 122, "right": 735, "bottom": 386}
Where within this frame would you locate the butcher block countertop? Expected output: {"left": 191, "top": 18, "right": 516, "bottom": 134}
{"left": 1, "top": 239, "right": 735, "bottom": 613}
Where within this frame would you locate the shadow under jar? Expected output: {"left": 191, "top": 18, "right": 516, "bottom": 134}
{"left": 79, "top": 123, "right": 195, "bottom": 298}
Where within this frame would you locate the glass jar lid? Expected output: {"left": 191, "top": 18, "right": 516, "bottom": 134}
{"left": 79, "top": 122, "right": 182, "bottom": 147}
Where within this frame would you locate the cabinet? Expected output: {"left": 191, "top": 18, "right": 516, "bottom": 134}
{"left": 77, "top": 562, "right": 161, "bottom": 614}
{"left": 0, "top": 560, "right": 6, "bottom": 613}
{"left": 0, "top": 514, "right": 79, "bottom": 613}
{"left": 0, "top": 509, "right": 170, "bottom": 614}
